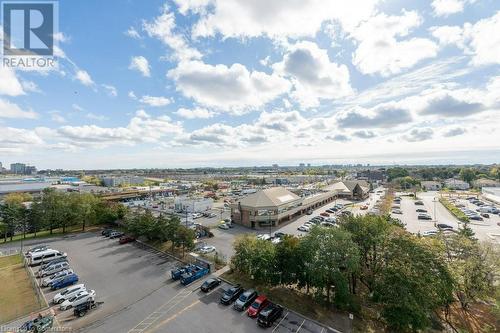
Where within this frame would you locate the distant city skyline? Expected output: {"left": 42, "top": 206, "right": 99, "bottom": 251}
{"left": 1, "top": 0, "right": 499, "bottom": 168}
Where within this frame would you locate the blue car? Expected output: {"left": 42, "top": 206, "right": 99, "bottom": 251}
{"left": 51, "top": 274, "right": 79, "bottom": 290}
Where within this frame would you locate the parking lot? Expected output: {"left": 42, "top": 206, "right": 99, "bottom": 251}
{"left": 391, "top": 191, "right": 500, "bottom": 242}
{"left": 3, "top": 232, "right": 345, "bottom": 333}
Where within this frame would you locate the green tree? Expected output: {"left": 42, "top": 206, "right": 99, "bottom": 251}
{"left": 459, "top": 167, "right": 476, "bottom": 185}
{"left": 387, "top": 167, "right": 409, "bottom": 181}
{"left": 373, "top": 233, "right": 454, "bottom": 332}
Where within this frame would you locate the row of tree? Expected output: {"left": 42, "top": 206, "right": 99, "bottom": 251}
{"left": 0, "top": 189, "right": 126, "bottom": 242}
{"left": 124, "top": 211, "right": 195, "bottom": 256}
{"left": 387, "top": 165, "right": 500, "bottom": 185}
{"left": 231, "top": 215, "right": 498, "bottom": 332}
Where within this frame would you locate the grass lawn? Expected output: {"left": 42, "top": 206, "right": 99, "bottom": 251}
{"left": 0, "top": 254, "right": 43, "bottom": 324}
{"left": 0, "top": 224, "right": 108, "bottom": 246}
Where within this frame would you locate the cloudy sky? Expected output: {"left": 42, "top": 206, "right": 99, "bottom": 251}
{"left": 1, "top": 0, "right": 500, "bottom": 169}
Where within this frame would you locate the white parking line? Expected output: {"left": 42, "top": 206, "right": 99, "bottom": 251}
{"left": 295, "top": 319, "right": 306, "bottom": 333}
{"left": 272, "top": 311, "right": 288, "bottom": 332}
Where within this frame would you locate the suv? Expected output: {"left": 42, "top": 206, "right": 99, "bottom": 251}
{"left": 247, "top": 295, "right": 269, "bottom": 317}
{"left": 53, "top": 284, "right": 86, "bottom": 304}
{"left": 220, "top": 285, "right": 243, "bottom": 305}
{"left": 257, "top": 303, "right": 284, "bottom": 327}
{"left": 233, "top": 289, "right": 258, "bottom": 311}
{"left": 37, "top": 261, "right": 70, "bottom": 278}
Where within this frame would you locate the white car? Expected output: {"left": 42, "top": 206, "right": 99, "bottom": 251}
{"left": 422, "top": 230, "right": 438, "bottom": 237}
{"left": 256, "top": 234, "right": 271, "bottom": 241}
{"left": 199, "top": 245, "right": 216, "bottom": 254}
{"left": 218, "top": 223, "right": 229, "bottom": 230}
{"left": 53, "top": 284, "right": 86, "bottom": 304}
{"left": 42, "top": 269, "right": 74, "bottom": 287}
{"left": 271, "top": 237, "right": 282, "bottom": 244}
{"left": 192, "top": 213, "right": 203, "bottom": 219}
{"left": 60, "top": 290, "right": 96, "bottom": 311}
{"left": 297, "top": 225, "right": 310, "bottom": 232}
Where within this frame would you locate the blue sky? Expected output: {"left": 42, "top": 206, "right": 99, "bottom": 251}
{"left": 0, "top": 0, "right": 499, "bottom": 169}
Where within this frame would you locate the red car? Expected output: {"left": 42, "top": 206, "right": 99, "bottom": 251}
{"left": 320, "top": 212, "right": 330, "bottom": 217}
{"left": 119, "top": 235, "right": 136, "bottom": 244}
{"left": 247, "top": 295, "right": 269, "bottom": 317}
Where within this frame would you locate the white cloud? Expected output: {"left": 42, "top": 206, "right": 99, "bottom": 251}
{"left": 0, "top": 99, "right": 38, "bottom": 119}
{"left": 168, "top": 60, "right": 290, "bottom": 112}
{"left": 49, "top": 111, "right": 66, "bottom": 124}
{"left": 86, "top": 113, "right": 108, "bottom": 121}
{"left": 443, "top": 127, "right": 467, "bottom": 137}
{"left": 273, "top": 41, "right": 352, "bottom": 107}
{"left": 174, "top": 0, "right": 212, "bottom": 15}
{"left": 21, "top": 81, "right": 40, "bottom": 93}
{"left": 350, "top": 11, "right": 439, "bottom": 76}
{"left": 0, "top": 127, "right": 44, "bottom": 149}
{"left": 430, "top": 12, "right": 500, "bottom": 66}
{"left": 75, "top": 70, "right": 94, "bottom": 86}
{"left": 72, "top": 104, "right": 84, "bottom": 112}
{"left": 336, "top": 103, "right": 412, "bottom": 128}
{"left": 402, "top": 128, "right": 434, "bottom": 142}
{"left": 129, "top": 56, "right": 151, "bottom": 77}
{"left": 143, "top": 5, "right": 202, "bottom": 61}
{"left": 139, "top": 95, "right": 172, "bottom": 107}
{"left": 175, "top": 107, "right": 214, "bottom": 119}
{"left": 55, "top": 110, "right": 182, "bottom": 147}
{"left": 0, "top": 67, "right": 24, "bottom": 96}
{"left": 191, "top": 0, "right": 379, "bottom": 39}
{"left": 128, "top": 91, "right": 137, "bottom": 100}
{"left": 102, "top": 84, "right": 117, "bottom": 97}
{"left": 431, "top": 0, "right": 475, "bottom": 17}
{"left": 53, "top": 32, "right": 70, "bottom": 43}
{"left": 125, "top": 27, "right": 141, "bottom": 39}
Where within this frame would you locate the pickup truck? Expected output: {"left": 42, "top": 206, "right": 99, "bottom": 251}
{"left": 180, "top": 265, "right": 209, "bottom": 285}
{"left": 171, "top": 264, "right": 195, "bottom": 280}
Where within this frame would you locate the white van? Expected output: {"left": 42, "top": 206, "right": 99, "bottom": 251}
{"left": 28, "top": 249, "right": 67, "bottom": 266}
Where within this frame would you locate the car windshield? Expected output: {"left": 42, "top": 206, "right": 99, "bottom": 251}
{"left": 251, "top": 301, "right": 260, "bottom": 309}
{"left": 239, "top": 294, "right": 248, "bottom": 301}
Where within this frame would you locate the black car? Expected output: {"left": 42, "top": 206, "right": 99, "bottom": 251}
{"left": 470, "top": 215, "right": 484, "bottom": 221}
{"left": 273, "top": 232, "right": 286, "bottom": 239}
{"left": 414, "top": 201, "right": 424, "bottom": 205}
{"left": 257, "top": 303, "right": 284, "bottom": 327}
{"left": 437, "top": 223, "right": 453, "bottom": 230}
{"left": 416, "top": 208, "right": 427, "bottom": 213}
{"left": 102, "top": 229, "right": 115, "bottom": 237}
{"left": 220, "top": 285, "right": 243, "bottom": 305}
{"left": 201, "top": 278, "right": 221, "bottom": 292}
{"left": 233, "top": 289, "right": 258, "bottom": 311}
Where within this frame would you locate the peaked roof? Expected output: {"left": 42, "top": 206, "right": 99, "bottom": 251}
{"left": 238, "top": 187, "right": 301, "bottom": 208}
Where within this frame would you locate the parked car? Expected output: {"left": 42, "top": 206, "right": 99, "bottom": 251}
{"left": 201, "top": 278, "right": 222, "bottom": 292}
{"left": 273, "top": 232, "right": 286, "bottom": 239}
{"left": 101, "top": 228, "right": 114, "bottom": 236}
{"left": 51, "top": 274, "right": 79, "bottom": 290}
{"left": 218, "top": 223, "right": 229, "bottom": 230}
{"left": 25, "top": 245, "right": 48, "bottom": 256}
{"left": 247, "top": 295, "right": 269, "bottom": 317}
{"left": 320, "top": 212, "right": 330, "bottom": 217}
{"left": 192, "top": 213, "right": 203, "bottom": 219}
{"left": 40, "top": 257, "right": 68, "bottom": 271}
{"left": 256, "top": 234, "right": 271, "bottom": 241}
{"left": 417, "top": 214, "right": 432, "bottom": 220}
{"left": 233, "top": 289, "right": 258, "bottom": 311}
{"left": 198, "top": 245, "right": 216, "bottom": 254}
{"left": 414, "top": 201, "right": 424, "bottom": 205}
{"left": 305, "top": 210, "right": 313, "bottom": 215}
{"left": 102, "top": 229, "right": 116, "bottom": 237}
{"left": 480, "top": 213, "right": 490, "bottom": 218}
{"left": 297, "top": 225, "right": 310, "bottom": 232}
{"left": 119, "top": 235, "right": 136, "bottom": 244}
{"left": 37, "top": 261, "right": 70, "bottom": 278}
{"left": 469, "top": 215, "right": 484, "bottom": 221}
{"left": 437, "top": 223, "right": 454, "bottom": 230}
{"left": 53, "top": 284, "right": 86, "bottom": 304}
{"left": 320, "top": 222, "right": 335, "bottom": 228}
{"left": 60, "top": 290, "right": 96, "bottom": 311}
{"left": 392, "top": 209, "right": 402, "bottom": 214}
{"left": 220, "top": 285, "right": 243, "bottom": 305}
{"left": 109, "top": 231, "right": 124, "bottom": 239}
{"left": 416, "top": 208, "right": 428, "bottom": 213}
{"left": 422, "top": 230, "right": 438, "bottom": 237}
{"left": 257, "top": 303, "right": 284, "bottom": 327}
{"left": 42, "top": 269, "right": 74, "bottom": 287}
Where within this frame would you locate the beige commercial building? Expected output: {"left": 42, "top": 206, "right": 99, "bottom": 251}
{"left": 230, "top": 187, "right": 338, "bottom": 228}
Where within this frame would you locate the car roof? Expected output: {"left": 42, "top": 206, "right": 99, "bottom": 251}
{"left": 254, "top": 295, "right": 267, "bottom": 302}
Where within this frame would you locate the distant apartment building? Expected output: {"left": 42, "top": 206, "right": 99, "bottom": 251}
{"left": 356, "top": 169, "right": 386, "bottom": 182}
{"left": 9, "top": 163, "right": 36, "bottom": 175}
{"left": 101, "top": 176, "right": 145, "bottom": 187}
{"left": 421, "top": 181, "right": 442, "bottom": 191}
{"left": 444, "top": 178, "right": 470, "bottom": 190}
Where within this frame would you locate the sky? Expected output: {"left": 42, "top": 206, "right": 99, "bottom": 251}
{"left": 0, "top": 0, "right": 499, "bottom": 169}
